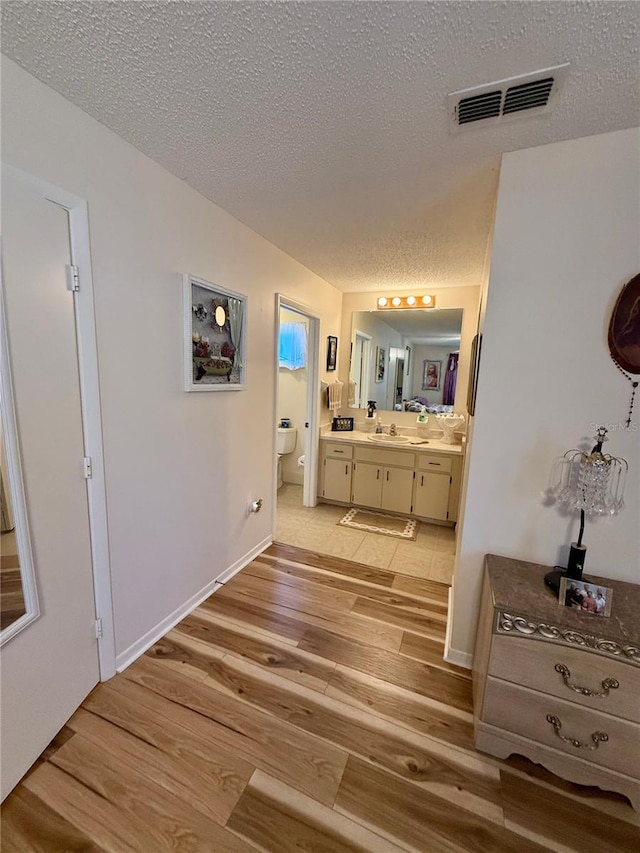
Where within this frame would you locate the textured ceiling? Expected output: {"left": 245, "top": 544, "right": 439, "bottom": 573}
{"left": 2, "top": 1, "right": 639, "bottom": 292}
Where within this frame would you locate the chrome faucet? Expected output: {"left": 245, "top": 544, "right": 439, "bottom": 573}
{"left": 389, "top": 423, "right": 397, "bottom": 436}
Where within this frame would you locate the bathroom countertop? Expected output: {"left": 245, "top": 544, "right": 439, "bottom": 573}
{"left": 319, "top": 430, "right": 464, "bottom": 455}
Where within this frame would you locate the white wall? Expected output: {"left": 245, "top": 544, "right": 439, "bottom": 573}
{"left": 450, "top": 127, "right": 640, "bottom": 664}
{"left": 278, "top": 308, "right": 308, "bottom": 484}
{"left": 1, "top": 58, "right": 343, "bottom": 661}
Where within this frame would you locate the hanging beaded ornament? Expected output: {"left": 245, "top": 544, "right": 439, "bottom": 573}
{"left": 608, "top": 273, "right": 640, "bottom": 428}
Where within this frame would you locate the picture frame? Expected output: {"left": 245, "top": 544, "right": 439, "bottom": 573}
{"left": 559, "top": 577, "right": 613, "bottom": 617}
{"left": 326, "top": 335, "right": 338, "bottom": 371}
{"left": 422, "top": 359, "right": 442, "bottom": 392}
{"left": 183, "top": 274, "right": 246, "bottom": 392}
{"left": 375, "top": 346, "right": 386, "bottom": 382}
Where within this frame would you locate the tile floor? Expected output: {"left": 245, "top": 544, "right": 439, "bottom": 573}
{"left": 276, "top": 484, "right": 455, "bottom": 584}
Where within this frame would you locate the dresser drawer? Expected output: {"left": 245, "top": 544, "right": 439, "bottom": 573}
{"left": 482, "top": 676, "right": 640, "bottom": 778}
{"left": 489, "top": 635, "right": 640, "bottom": 722}
{"left": 323, "top": 443, "right": 353, "bottom": 459}
{"left": 417, "top": 453, "right": 452, "bottom": 473}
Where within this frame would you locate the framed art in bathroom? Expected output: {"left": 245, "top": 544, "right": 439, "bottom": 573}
{"left": 183, "top": 274, "right": 247, "bottom": 392}
{"left": 326, "top": 335, "right": 338, "bottom": 371}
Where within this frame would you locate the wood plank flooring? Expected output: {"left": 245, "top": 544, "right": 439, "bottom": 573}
{"left": 2, "top": 542, "right": 639, "bottom": 852}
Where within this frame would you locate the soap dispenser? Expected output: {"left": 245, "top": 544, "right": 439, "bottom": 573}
{"left": 366, "top": 400, "right": 377, "bottom": 419}
{"left": 375, "top": 416, "right": 384, "bottom": 434}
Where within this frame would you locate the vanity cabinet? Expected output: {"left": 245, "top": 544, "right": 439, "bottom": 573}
{"left": 474, "top": 555, "right": 640, "bottom": 810}
{"left": 318, "top": 436, "right": 463, "bottom": 524}
{"left": 320, "top": 442, "right": 353, "bottom": 503}
{"left": 413, "top": 471, "right": 450, "bottom": 521}
{"left": 351, "top": 462, "right": 414, "bottom": 515}
{"left": 412, "top": 453, "right": 453, "bottom": 521}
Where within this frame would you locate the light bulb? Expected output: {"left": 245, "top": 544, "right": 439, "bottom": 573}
{"left": 392, "top": 297, "right": 401, "bottom": 306}
{"left": 422, "top": 295, "right": 432, "bottom": 305}
{"left": 407, "top": 296, "right": 416, "bottom": 306}
{"left": 377, "top": 297, "right": 387, "bottom": 307}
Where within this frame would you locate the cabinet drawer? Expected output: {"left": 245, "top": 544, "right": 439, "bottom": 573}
{"left": 489, "top": 635, "right": 640, "bottom": 723}
{"left": 323, "top": 443, "right": 353, "bottom": 459}
{"left": 417, "top": 454, "right": 452, "bottom": 473}
{"left": 354, "top": 447, "right": 415, "bottom": 467}
{"left": 482, "top": 677, "right": 640, "bottom": 778}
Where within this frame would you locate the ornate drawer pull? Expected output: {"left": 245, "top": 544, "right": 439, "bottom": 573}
{"left": 554, "top": 664, "right": 619, "bottom": 698}
{"left": 545, "top": 714, "right": 608, "bottom": 750}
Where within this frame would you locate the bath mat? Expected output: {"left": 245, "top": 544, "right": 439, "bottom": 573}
{"left": 337, "top": 508, "right": 418, "bottom": 540}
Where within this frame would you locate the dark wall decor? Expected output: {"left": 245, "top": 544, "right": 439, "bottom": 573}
{"left": 326, "top": 335, "right": 338, "bottom": 371}
{"left": 608, "top": 272, "right": 640, "bottom": 427}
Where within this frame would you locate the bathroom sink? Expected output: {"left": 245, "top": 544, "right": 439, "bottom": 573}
{"left": 368, "top": 434, "right": 410, "bottom": 444}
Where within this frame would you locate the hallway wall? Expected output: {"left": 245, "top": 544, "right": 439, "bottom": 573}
{"left": 1, "top": 58, "right": 343, "bottom": 664}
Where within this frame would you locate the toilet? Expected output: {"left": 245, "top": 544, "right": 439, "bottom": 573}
{"left": 276, "top": 427, "right": 297, "bottom": 489}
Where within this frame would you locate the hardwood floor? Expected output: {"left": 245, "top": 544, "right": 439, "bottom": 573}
{"left": 2, "top": 543, "right": 639, "bottom": 852}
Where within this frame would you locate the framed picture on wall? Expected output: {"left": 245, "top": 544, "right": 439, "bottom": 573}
{"left": 326, "top": 335, "right": 338, "bottom": 371}
{"left": 183, "top": 274, "right": 246, "bottom": 391}
{"left": 375, "top": 346, "right": 386, "bottom": 382}
{"left": 422, "top": 359, "right": 442, "bottom": 391}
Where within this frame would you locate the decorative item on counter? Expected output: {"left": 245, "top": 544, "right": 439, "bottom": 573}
{"left": 366, "top": 400, "right": 377, "bottom": 418}
{"left": 417, "top": 406, "right": 428, "bottom": 423}
{"left": 544, "top": 426, "right": 628, "bottom": 596}
{"left": 331, "top": 416, "right": 354, "bottom": 432}
{"left": 608, "top": 272, "right": 640, "bottom": 427}
{"left": 435, "top": 413, "right": 465, "bottom": 444}
{"left": 558, "top": 577, "right": 613, "bottom": 617}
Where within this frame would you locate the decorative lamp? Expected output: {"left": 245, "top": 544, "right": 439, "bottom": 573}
{"left": 544, "top": 427, "right": 628, "bottom": 595}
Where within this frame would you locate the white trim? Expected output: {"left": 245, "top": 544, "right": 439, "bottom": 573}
{"left": 443, "top": 647, "right": 473, "bottom": 669}
{"left": 275, "top": 295, "right": 321, "bottom": 518}
{"left": 1, "top": 166, "right": 115, "bottom": 678}
{"left": 0, "top": 272, "right": 40, "bottom": 646}
{"left": 115, "top": 535, "right": 272, "bottom": 672}
{"left": 443, "top": 582, "right": 472, "bottom": 669}
{"left": 215, "top": 534, "right": 272, "bottom": 584}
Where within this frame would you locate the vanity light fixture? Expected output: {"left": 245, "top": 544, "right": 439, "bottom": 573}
{"left": 376, "top": 295, "right": 436, "bottom": 311}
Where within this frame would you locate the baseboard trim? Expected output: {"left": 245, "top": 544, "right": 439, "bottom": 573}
{"left": 216, "top": 535, "right": 272, "bottom": 584}
{"left": 115, "top": 535, "right": 272, "bottom": 672}
{"left": 444, "top": 646, "right": 473, "bottom": 669}
{"left": 443, "top": 581, "right": 473, "bottom": 670}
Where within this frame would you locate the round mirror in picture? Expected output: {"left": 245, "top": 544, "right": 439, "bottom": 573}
{"left": 608, "top": 272, "right": 640, "bottom": 427}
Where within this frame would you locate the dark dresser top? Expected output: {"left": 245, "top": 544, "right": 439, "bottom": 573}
{"left": 485, "top": 554, "right": 640, "bottom": 653}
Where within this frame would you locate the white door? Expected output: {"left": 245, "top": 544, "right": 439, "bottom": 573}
{"left": 381, "top": 467, "right": 414, "bottom": 515}
{"left": 351, "top": 461, "right": 382, "bottom": 508}
{"left": 322, "top": 458, "right": 352, "bottom": 503}
{"left": 0, "top": 172, "right": 100, "bottom": 799}
{"left": 413, "top": 472, "right": 451, "bottom": 521}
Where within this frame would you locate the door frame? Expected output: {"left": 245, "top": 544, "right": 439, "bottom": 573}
{"left": 351, "top": 330, "right": 372, "bottom": 409}
{"left": 273, "top": 295, "right": 321, "bottom": 530}
{"left": 3, "top": 165, "right": 115, "bottom": 680}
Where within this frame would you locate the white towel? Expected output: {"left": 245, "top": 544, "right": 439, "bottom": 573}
{"left": 328, "top": 380, "right": 343, "bottom": 413}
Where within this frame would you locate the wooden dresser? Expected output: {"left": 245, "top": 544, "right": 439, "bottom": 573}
{"left": 473, "top": 555, "right": 640, "bottom": 810}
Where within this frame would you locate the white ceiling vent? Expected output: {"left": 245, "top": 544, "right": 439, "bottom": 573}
{"left": 448, "top": 65, "right": 569, "bottom": 132}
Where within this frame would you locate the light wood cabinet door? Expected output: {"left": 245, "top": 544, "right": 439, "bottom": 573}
{"left": 413, "top": 471, "right": 450, "bottom": 520}
{"left": 322, "top": 457, "right": 352, "bottom": 503}
{"left": 351, "top": 461, "right": 382, "bottom": 508}
{"left": 381, "top": 467, "right": 414, "bottom": 515}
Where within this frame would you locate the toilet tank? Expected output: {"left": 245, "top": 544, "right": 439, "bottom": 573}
{"left": 277, "top": 427, "right": 297, "bottom": 454}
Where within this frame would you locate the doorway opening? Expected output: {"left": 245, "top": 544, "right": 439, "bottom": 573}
{"left": 273, "top": 296, "right": 320, "bottom": 539}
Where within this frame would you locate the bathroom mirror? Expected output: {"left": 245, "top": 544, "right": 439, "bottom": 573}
{"left": 348, "top": 308, "right": 463, "bottom": 413}
{"left": 0, "top": 285, "right": 39, "bottom": 645}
